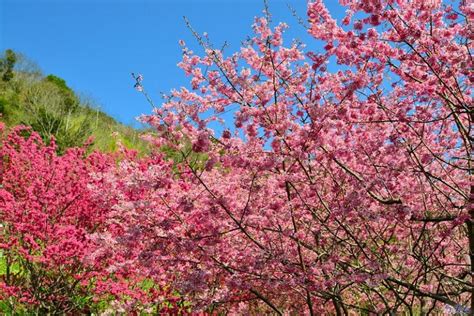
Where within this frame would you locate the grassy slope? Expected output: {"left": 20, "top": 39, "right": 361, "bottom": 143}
{"left": 0, "top": 51, "right": 150, "bottom": 154}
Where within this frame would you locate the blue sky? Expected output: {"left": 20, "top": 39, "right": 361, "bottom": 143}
{"left": 1, "top": 0, "right": 343, "bottom": 127}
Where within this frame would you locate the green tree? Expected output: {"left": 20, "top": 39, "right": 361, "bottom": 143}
{"left": 0, "top": 49, "right": 17, "bottom": 82}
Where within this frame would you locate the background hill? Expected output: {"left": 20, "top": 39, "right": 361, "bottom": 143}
{"left": 0, "top": 49, "right": 150, "bottom": 154}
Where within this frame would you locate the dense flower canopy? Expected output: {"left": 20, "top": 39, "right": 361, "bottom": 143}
{"left": 131, "top": 0, "right": 472, "bottom": 313}
{"left": 0, "top": 0, "right": 472, "bottom": 314}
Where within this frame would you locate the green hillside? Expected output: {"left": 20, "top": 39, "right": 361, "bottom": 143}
{"left": 0, "top": 49, "right": 150, "bottom": 154}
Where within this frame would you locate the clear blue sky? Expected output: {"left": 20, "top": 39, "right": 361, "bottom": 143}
{"left": 1, "top": 0, "right": 343, "bottom": 127}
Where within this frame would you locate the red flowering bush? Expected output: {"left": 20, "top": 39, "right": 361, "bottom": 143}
{"left": 0, "top": 127, "right": 184, "bottom": 314}
{"left": 0, "top": 125, "right": 113, "bottom": 313}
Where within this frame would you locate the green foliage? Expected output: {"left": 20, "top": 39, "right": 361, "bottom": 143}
{"left": 45, "top": 74, "right": 79, "bottom": 110}
{"left": 45, "top": 74, "right": 71, "bottom": 92}
{"left": 0, "top": 49, "right": 150, "bottom": 154}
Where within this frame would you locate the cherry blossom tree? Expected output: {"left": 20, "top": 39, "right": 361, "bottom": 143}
{"left": 115, "top": 0, "right": 473, "bottom": 314}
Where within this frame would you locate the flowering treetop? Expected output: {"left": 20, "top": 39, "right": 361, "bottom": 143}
{"left": 118, "top": 0, "right": 473, "bottom": 313}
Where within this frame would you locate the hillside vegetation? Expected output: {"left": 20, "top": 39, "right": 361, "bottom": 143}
{"left": 0, "top": 49, "right": 149, "bottom": 153}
